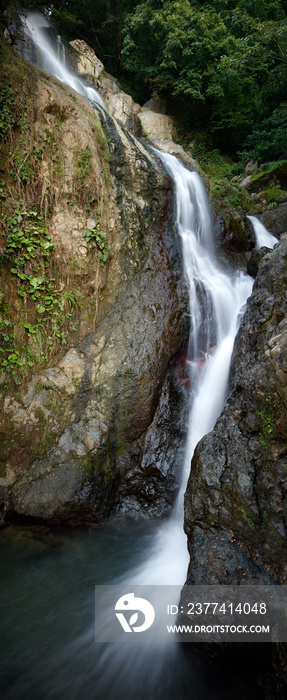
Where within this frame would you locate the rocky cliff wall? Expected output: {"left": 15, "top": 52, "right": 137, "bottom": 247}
{"left": 0, "top": 46, "right": 189, "bottom": 524}
{"left": 183, "top": 235, "right": 287, "bottom": 693}
{"left": 184, "top": 235, "right": 287, "bottom": 584}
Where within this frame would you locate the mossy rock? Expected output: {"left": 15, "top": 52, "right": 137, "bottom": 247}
{"left": 264, "top": 187, "right": 284, "bottom": 203}
{"left": 248, "top": 160, "right": 287, "bottom": 193}
{"left": 214, "top": 210, "right": 255, "bottom": 254}
{"left": 260, "top": 202, "right": 287, "bottom": 235}
{"left": 210, "top": 178, "right": 251, "bottom": 211}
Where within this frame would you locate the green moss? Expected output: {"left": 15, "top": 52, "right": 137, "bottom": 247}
{"left": 248, "top": 160, "right": 287, "bottom": 193}
{"left": 263, "top": 187, "right": 283, "bottom": 203}
{"left": 238, "top": 505, "right": 255, "bottom": 530}
{"left": 257, "top": 387, "right": 287, "bottom": 451}
{"left": 210, "top": 178, "right": 251, "bottom": 211}
{"left": 34, "top": 406, "right": 45, "bottom": 421}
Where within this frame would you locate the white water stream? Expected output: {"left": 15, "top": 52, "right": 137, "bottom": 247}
{"left": 127, "top": 154, "right": 253, "bottom": 587}
{"left": 248, "top": 215, "right": 278, "bottom": 250}
{"left": 21, "top": 12, "right": 105, "bottom": 109}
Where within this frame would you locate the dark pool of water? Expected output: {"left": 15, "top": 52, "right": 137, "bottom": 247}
{"left": 0, "top": 520, "right": 264, "bottom": 700}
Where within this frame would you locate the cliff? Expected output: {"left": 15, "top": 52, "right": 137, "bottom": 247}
{"left": 0, "top": 43, "right": 189, "bottom": 523}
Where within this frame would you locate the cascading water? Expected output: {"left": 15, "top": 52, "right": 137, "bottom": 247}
{"left": 1, "top": 14, "right": 259, "bottom": 700}
{"left": 56, "top": 35, "right": 66, "bottom": 63}
{"left": 248, "top": 215, "right": 278, "bottom": 250}
{"left": 123, "top": 154, "right": 253, "bottom": 589}
{"left": 20, "top": 12, "right": 105, "bottom": 109}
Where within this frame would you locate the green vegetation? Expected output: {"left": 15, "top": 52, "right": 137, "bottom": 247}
{"left": 0, "top": 43, "right": 111, "bottom": 388}
{"left": 210, "top": 179, "right": 251, "bottom": 211}
{"left": 83, "top": 225, "right": 110, "bottom": 265}
{"left": 0, "top": 200, "right": 85, "bottom": 381}
{"left": 121, "top": 0, "right": 287, "bottom": 156}
{"left": 3, "top": 0, "right": 286, "bottom": 170}
{"left": 238, "top": 505, "right": 255, "bottom": 531}
{"left": 0, "top": 82, "right": 22, "bottom": 137}
{"left": 257, "top": 388, "right": 287, "bottom": 451}
{"left": 75, "top": 145, "right": 93, "bottom": 183}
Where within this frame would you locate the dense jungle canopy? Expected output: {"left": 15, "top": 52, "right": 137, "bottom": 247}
{"left": 1, "top": 0, "right": 287, "bottom": 159}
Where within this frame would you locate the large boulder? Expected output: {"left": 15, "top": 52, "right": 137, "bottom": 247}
{"left": 98, "top": 74, "right": 141, "bottom": 132}
{"left": 138, "top": 109, "right": 176, "bottom": 141}
{"left": 69, "top": 39, "right": 104, "bottom": 80}
{"left": 260, "top": 202, "right": 287, "bottom": 236}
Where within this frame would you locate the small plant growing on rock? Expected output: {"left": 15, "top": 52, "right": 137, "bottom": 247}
{"left": 83, "top": 225, "right": 110, "bottom": 265}
{"left": 75, "top": 145, "right": 92, "bottom": 182}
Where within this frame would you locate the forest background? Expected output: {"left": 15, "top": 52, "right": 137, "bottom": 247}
{"left": 1, "top": 0, "right": 287, "bottom": 172}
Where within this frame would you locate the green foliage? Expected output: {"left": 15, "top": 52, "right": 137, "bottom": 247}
{"left": 238, "top": 505, "right": 255, "bottom": 530}
{"left": 210, "top": 179, "right": 251, "bottom": 210}
{"left": 0, "top": 179, "right": 6, "bottom": 199}
{"left": 75, "top": 145, "right": 92, "bottom": 182}
{"left": 257, "top": 388, "right": 287, "bottom": 451}
{"left": 0, "top": 82, "right": 19, "bottom": 137}
{"left": 47, "top": 0, "right": 136, "bottom": 76}
{"left": 5, "top": 205, "right": 53, "bottom": 265}
{"left": 122, "top": 0, "right": 287, "bottom": 153}
{"left": 83, "top": 225, "right": 110, "bottom": 265}
{"left": 239, "top": 106, "right": 287, "bottom": 164}
{"left": 0, "top": 202, "right": 85, "bottom": 382}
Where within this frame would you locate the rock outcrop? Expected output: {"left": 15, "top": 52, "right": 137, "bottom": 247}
{"left": 184, "top": 236, "right": 287, "bottom": 585}
{"left": 0, "top": 50, "right": 189, "bottom": 524}
{"left": 69, "top": 39, "right": 104, "bottom": 80}
{"left": 260, "top": 202, "right": 287, "bottom": 237}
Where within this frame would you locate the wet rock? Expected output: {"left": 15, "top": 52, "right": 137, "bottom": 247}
{"left": 247, "top": 247, "right": 268, "bottom": 278}
{"left": 215, "top": 212, "right": 255, "bottom": 254}
{"left": 149, "top": 140, "right": 198, "bottom": 171}
{"left": 184, "top": 236, "right": 287, "bottom": 585}
{"left": 3, "top": 66, "right": 189, "bottom": 524}
{"left": 260, "top": 202, "right": 287, "bottom": 236}
{"left": 115, "top": 368, "right": 189, "bottom": 518}
{"left": 241, "top": 161, "right": 287, "bottom": 194}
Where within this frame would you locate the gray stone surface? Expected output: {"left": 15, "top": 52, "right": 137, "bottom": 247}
{"left": 2, "top": 70, "right": 189, "bottom": 524}
{"left": 184, "top": 236, "right": 287, "bottom": 585}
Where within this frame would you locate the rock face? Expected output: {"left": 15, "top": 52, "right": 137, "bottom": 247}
{"left": 115, "top": 367, "right": 189, "bottom": 518}
{"left": 69, "top": 39, "right": 104, "bottom": 80}
{"left": 99, "top": 74, "right": 141, "bottom": 132}
{"left": 138, "top": 109, "right": 175, "bottom": 141}
{"left": 184, "top": 236, "right": 287, "bottom": 585}
{"left": 260, "top": 203, "right": 287, "bottom": 236}
{"left": 0, "top": 55, "right": 189, "bottom": 523}
{"left": 214, "top": 212, "right": 255, "bottom": 272}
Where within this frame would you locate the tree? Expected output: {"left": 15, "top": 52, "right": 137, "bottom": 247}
{"left": 121, "top": 0, "right": 287, "bottom": 152}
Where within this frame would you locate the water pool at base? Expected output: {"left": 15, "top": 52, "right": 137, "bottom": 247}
{"left": 0, "top": 520, "right": 263, "bottom": 700}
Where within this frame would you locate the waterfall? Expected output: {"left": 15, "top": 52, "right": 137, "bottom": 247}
{"left": 248, "top": 215, "right": 278, "bottom": 250}
{"left": 20, "top": 12, "right": 105, "bottom": 109}
{"left": 124, "top": 153, "right": 253, "bottom": 587}
{"left": 80, "top": 156, "right": 253, "bottom": 699}
{"left": 7, "top": 15, "right": 256, "bottom": 697}
{"left": 56, "top": 34, "right": 66, "bottom": 63}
